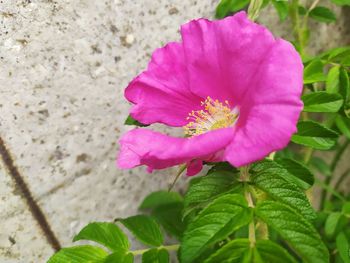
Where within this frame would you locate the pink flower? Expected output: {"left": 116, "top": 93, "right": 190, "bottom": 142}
{"left": 117, "top": 12, "right": 303, "bottom": 176}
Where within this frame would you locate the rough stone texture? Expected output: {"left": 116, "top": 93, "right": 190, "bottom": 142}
{"left": 0, "top": 0, "right": 349, "bottom": 262}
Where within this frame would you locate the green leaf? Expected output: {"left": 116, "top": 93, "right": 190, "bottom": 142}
{"left": 304, "top": 59, "right": 326, "bottom": 84}
{"left": 215, "top": 0, "right": 250, "bottom": 18}
{"left": 180, "top": 193, "right": 252, "bottom": 263}
{"left": 47, "top": 246, "right": 108, "bottom": 263}
{"left": 331, "top": 0, "right": 350, "bottom": 6}
{"left": 302, "top": 91, "right": 343, "bottom": 113}
{"left": 253, "top": 240, "right": 298, "bottom": 263}
{"left": 339, "top": 68, "right": 350, "bottom": 117}
{"left": 73, "top": 222, "right": 129, "bottom": 252}
{"left": 139, "top": 191, "right": 183, "bottom": 210}
{"left": 272, "top": 0, "right": 288, "bottom": 21}
{"left": 124, "top": 115, "right": 149, "bottom": 127}
{"left": 325, "top": 212, "right": 347, "bottom": 239}
{"left": 256, "top": 201, "right": 329, "bottom": 263}
{"left": 335, "top": 115, "right": 350, "bottom": 139}
{"left": 142, "top": 248, "right": 169, "bottom": 263}
{"left": 326, "top": 66, "right": 340, "bottom": 93}
{"left": 291, "top": 121, "right": 339, "bottom": 150}
{"left": 309, "top": 6, "right": 336, "bottom": 23}
{"left": 250, "top": 160, "right": 316, "bottom": 221}
{"left": 105, "top": 251, "right": 134, "bottom": 263}
{"left": 152, "top": 202, "right": 185, "bottom": 239}
{"left": 336, "top": 232, "right": 350, "bottom": 263}
{"left": 275, "top": 158, "right": 314, "bottom": 190}
{"left": 342, "top": 202, "right": 350, "bottom": 217}
{"left": 204, "top": 239, "right": 250, "bottom": 263}
{"left": 120, "top": 215, "right": 163, "bottom": 247}
{"left": 183, "top": 170, "right": 241, "bottom": 218}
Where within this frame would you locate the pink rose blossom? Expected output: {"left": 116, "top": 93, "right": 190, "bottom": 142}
{"left": 117, "top": 12, "right": 303, "bottom": 176}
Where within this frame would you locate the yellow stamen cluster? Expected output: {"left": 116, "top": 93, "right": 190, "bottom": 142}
{"left": 184, "top": 96, "right": 239, "bottom": 136}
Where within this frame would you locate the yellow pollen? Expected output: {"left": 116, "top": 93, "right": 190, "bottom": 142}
{"left": 184, "top": 96, "right": 239, "bottom": 136}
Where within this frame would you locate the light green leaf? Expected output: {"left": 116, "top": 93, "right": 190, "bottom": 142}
{"left": 342, "top": 202, "right": 350, "bottom": 217}
{"left": 124, "top": 115, "right": 149, "bottom": 127}
{"left": 331, "top": 0, "right": 350, "bottom": 5}
{"left": 73, "top": 222, "right": 129, "bottom": 252}
{"left": 291, "top": 121, "right": 338, "bottom": 150}
{"left": 142, "top": 248, "right": 169, "bottom": 263}
{"left": 215, "top": 0, "right": 250, "bottom": 18}
{"left": 253, "top": 240, "right": 298, "bottom": 263}
{"left": 335, "top": 115, "right": 350, "bottom": 139}
{"left": 139, "top": 191, "right": 183, "bottom": 210}
{"left": 302, "top": 91, "right": 343, "bottom": 113}
{"left": 250, "top": 160, "right": 316, "bottom": 221}
{"left": 256, "top": 201, "right": 329, "bottom": 263}
{"left": 180, "top": 194, "right": 252, "bottom": 263}
{"left": 325, "top": 212, "right": 347, "bottom": 239}
{"left": 272, "top": 0, "right": 288, "bottom": 21}
{"left": 309, "top": 6, "right": 336, "bottom": 23}
{"left": 105, "top": 251, "right": 134, "bottom": 263}
{"left": 204, "top": 239, "right": 250, "bottom": 263}
{"left": 304, "top": 59, "right": 326, "bottom": 84}
{"left": 183, "top": 170, "right": 241, "bottom": 218}
{"left": 275, "top": 158, "right": 314, "bottom": 190}
{"left": 336, "top": 232, "right": 350, "bottom": 263}
{"left": 47, "top": 246, "right": 108, "bottom": 263}
{"left": 326, "top": 66, "right": 340, "bottom": 93}
{"left": 120, "top": 215, "right": 163, "bottom": 247}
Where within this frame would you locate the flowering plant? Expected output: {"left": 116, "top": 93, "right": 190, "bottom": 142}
{"left": 49, "top": 0, "right": 350, "bottom": 262}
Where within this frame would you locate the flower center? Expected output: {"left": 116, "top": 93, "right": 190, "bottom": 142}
{"left": 184, "top": 96, "right": 239, "bottom": 136}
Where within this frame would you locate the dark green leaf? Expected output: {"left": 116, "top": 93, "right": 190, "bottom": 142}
{"left": 180, "top": 194, "right": 252, "bottom": 263}
{"left": 272, "top": 0, "right": 288, "bottom": 21}
{"left": 215, "top": 0, "right": 250, "bottom": 18}
{"left": 142, "top": 248, "right": 169, "bottom": 263}
{"left": 120, "top": 215, "right": 163, "bottom": 247}
{"left": 304, "top": 59, "right": 326, "bottom": 84}
{"left": 139, "top": 191, "right": 182, "bottom": 210}
{"left": 302, "top": 91, "right": 343, "bottom": 113}
{"left": 291, "top": 121, "right": 339, "bottom": 150}
{"left": 124, "top": 115, "right": 149, "bottom": 127}
{"left": 256, "top": 201, "right": 329, "bottom": 263}
{"left": 336, "top": 232, "right": 350, "bottom": 263}
{"left": 47, "top": 246, "right": 108, "bottom": 263}
{"left": 275, "top": 158, "right": 314, "bottom": 190}
{"left": 250, "top": 160, "right": 316, "bottom": 220}
{"left": 204, "top": 239, "right": 250, "bottom": 263}
{"left": 73, "top": 222, "right": 129, "bottom": 252}
{"left": 335, "top": 115, "right": 350, "bottom": 139}
{"left": 331, "top": 0, "right": 350, "bottom": 5}
{"left": 309, "top": 6, "right": 336, "bottom": 23}
{"left": 105, "top": 251, "right": 134, "bottom": 263}
{"left": 183, "top": 170, "right": 241, "bottom": 218}
{"left": 339, "top": 68, "right": 350, "bottom": 117}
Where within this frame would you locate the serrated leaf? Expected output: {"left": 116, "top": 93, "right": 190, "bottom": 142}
{"left": 336, "top": 232, "right": 350, "bottom": 263}
{"left": 204, "top": 239, "right": 250, "bottom": 263}
{"left": 302, "top": 91, "right": 343, "bottom": 113}
{"left": 105, "top": 251, "right": 134, "bottom": 263}
{"left": 335, "top": 115, "right": 350, "bottom": 139}
{"left": 180, "top": 194, "right": 252, "bottom": 263}
{"left": 139, "top": 191, "right": 183, "bottom": 210}
{"left": 120, "top": 215, "right": 163, "bottom": 247}
{"left": 275, "top": 158, "right": 314, "bottom": 190}
{"left": 215, "top": 0, "right": 250, "bottom": 18}
{"left": 331, "top": 0, "right": 350, "bottom": 6}
{"left": 309, "top": 6, "right": 336, "bottom": 23}
{"left": 304, "top": 59, "right": 326, "bottom": 84}
{"left": 124, "top": 115, "right": 149, "bottom": 127}
{"left": 272, "top": 0, "right": 288, "bottom": 21}
{"left": 253, "top": 240, "right": 298, "bottom": 263}
{"left": 142, "top": 248, "right": 169, "bottom": 263}
{"left": 47, "top": 246, "right": 108, "bottom": 263}
{"left": 250, "top": 160, "right": 316, "bottom": 221}
{"left": 256, "top": 201, "right": 329, "bottom": 263}
{"left": 73, "top": 222, "right": 129, "bottom": 252}
{"left": 291, "top": 121, "right": 338, "bottom": 150}
{"left": 183, "top": 170, "right": 241, "bottom": 218}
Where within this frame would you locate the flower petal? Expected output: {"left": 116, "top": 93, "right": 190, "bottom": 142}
{"left": 117, "top": 128, "right": 235, "bottom": 173}
{"left": 125, "top": 42, "right": 202, "bottom": 127}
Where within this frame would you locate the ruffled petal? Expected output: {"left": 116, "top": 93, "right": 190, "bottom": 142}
{"left": 117, "top": 127, "right": 235, "bottom": 173}
{"left": 125, "top": 42, "right": 202, "bottom": 127}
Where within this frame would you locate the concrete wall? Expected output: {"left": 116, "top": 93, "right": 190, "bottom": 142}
{"left": 0, "top": 0, "right": 349, "bottom": 262}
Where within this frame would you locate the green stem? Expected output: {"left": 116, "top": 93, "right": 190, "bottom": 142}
{"left": 168, "top": 164, "right": 187, "bottom": 191}
{"left": 241, "top": 167, "right": 255, "bottom": 247}
{"left": 131, "top": 244, "right": 180, "bottom": 256}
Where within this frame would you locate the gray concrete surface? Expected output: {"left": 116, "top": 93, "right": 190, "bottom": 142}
{"left": 0, "top": 0, "right": 349, "bottom": 262}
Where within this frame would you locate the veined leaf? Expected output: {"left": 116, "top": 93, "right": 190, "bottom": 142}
{"left": 309, "top": 6, "right": 336, "bottom": 23}
{"left": 47, "top": 245, "right": 108, "bottom": 263}
{"left": 105, "top": 251, "right": 134, "bottom": 263}
{"left": 302, "top": 91, "right": 343, "bottom": 113}
{"left": 256, "top": 201, "right": 329, "bottom": 263}
{"left": 120, "top": 215, "right": 163, "bottom": 247}
{"left": 73, "top": 222, "right": 129, "bottom": 252}
{"left": 250, "top": 160, "right": 316, "bottom": 221}
{"left": 142, "top": 248, "right": 169, "bottom": 263}
{"left": 291, "top": 121, "right": 338, "bottom": 150}
{"left": 180, "top": 194, "right": 252, "bottom": 263}
{"left": 304, "top": 59, "right": 326, "bottom": 84}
